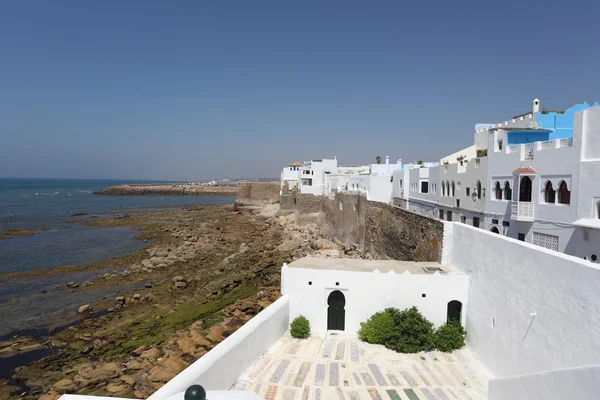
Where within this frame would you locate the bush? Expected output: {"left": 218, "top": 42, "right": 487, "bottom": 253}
{"left": 434, "top": 320, "right": 466, "bottom": 352}
{"left": 358, "top": 311, "right": 395, "bottom": 344}
{"left": 384, "top": 307, "right": 435, "bottom": 353}
{"left": 357, "top": 307, "right": 435, "bottom": 353}
{"left": 290, "top": 316, "right": 310, "bottom": 339}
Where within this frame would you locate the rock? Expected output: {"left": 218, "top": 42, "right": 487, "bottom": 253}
{"left": 52, "top": 378, "right": 77, "bottom": 392}
{"left": 148, "top": 366, "right": 175, "bottom": 382}
{"left": 134, "top": 390, "right": 148, "bottom": 399}
{"left": 39, "top": 395, "right": 60, "bottom": 400}
{"left": 104, "top": 362, "right": 122, "bottom": 375}
{"left": 125, "top": 359, "right": 147, "bottom": 370}
{"left": 206, "top": 324, "right": 226, "bottom": 343}
{"left": 321, "top": 249, "right": 341, "bottom": 257}
{"left": 277, "top": 238, "right": 304, "bottom": 252}
{"left": 314, "top": 238, "right": 338, "bottom": 250}
{"left": 189, "top": 330, "right": 212, "bottom": 347}
{"left": 74, "top": 364, "right": 117, "bottom": 385}
{"left": 161, "top": 355, "right": 188, "bottom": 375}
{"left": 176, "top": 337, "right": 197, "bottom": 355}
{"left": 145, "top": 282, "right": 153, "bottom": 288}
{"left": 133, "top": 294, "right": 142, "bottom": 300}
{"left": 115, "top": 296, "right": 125, "bottom": 304}
{"left": 120, "top": 375, "right": 136, "bottom": 385}
{"left": 67, "top": 282, "right": 79, "bottom": 289}
{"left": 106, "top": 383, "right": 128, "bottom": 394}
{"left": 174, "top": 281, "right": 187, "bottom": 289}
{"left": 77, "top": 304, "right": 91, "bottom": 313}
{"left": 172, "top": 276, "right": 186, "bottom": 282}
{"left": 140, "top": 347, "right": 160, "bottom": 360}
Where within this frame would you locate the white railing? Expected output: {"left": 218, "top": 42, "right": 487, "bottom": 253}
{"left": 511, "top": 202, "right": 534, "bottom": 220}
{"left": 540, "top": 140, "right": 553, "bottom": 150}
{"left": 507, "top": 145, "right": 519, "bottom": 154}
{"left": 559, "top": 137, "right": 573, "bottom": 148}
{"left": 522, "top": 143, "right": 534, "bottom": 160}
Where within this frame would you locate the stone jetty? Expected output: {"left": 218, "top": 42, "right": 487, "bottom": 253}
{"left": 94, "top": 184, "right": 236, "bottom": 196}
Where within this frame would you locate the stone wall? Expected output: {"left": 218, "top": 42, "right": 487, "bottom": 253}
{"left": 320, "top": 192, "right": 444, "bottom": 262}
{"left": 236, "top": 182, "right": 280, "bottom": 205}
{"left": 279, "top": 182, "right": 297, "bottom": 211}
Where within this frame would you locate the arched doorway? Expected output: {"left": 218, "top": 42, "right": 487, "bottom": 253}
{"left": 519, "top": 176, "right": 532, "bottom": 202}
{"left": 447, "top": 300, "right": 462, "bottom": 324}
{"left": 327, "top": 290, "right": 345, "bottom": 331}
{"left": 491, "top": 226, "right": 500, "bottom": 234}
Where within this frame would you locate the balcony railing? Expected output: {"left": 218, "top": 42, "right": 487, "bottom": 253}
{"left": 559, "top": 137, "right": 573, "bottom": 148}
{"left": 511, "top": 202, "right": 534, "bottom": 221}
{"left": 540, "top": 140, "right": 553, "bottom": 150}
{"left": 507, "top": 145, "right": 519, "bottom": 154}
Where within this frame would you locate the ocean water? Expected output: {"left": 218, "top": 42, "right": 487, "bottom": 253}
{"left": 0, "top": 178, "right": 235, "bottom": 336}
{"left": 0, "top": 178, "right": 235, "bottom": 274}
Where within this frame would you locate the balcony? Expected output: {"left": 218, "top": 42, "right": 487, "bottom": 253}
{"left": 511, "top": 201, "right": 534, "bottom": 221}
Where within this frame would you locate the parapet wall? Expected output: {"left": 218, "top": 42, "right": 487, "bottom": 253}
{"left": 235, "top": 182, "right": 280, "bottom": 205}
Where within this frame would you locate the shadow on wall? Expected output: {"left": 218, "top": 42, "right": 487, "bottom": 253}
{"left": 320, "top": 192, "right": 444, "bottom": 261}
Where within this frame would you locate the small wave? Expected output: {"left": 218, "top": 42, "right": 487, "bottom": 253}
{"left": 78, "top": 190, "right": 93, "bottom": 194}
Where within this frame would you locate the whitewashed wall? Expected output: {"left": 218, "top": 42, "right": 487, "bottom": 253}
{"left": 450, "top": 223, "right": 600, "bottom": 377}
{"left": 282, "top": 265, "right": 469, "bottom": 333}
{"left": 148, "top": 296, "right": 290, "bottom": 399}
{"left": 488, "top": 364, "right": 600, "bottom": 400}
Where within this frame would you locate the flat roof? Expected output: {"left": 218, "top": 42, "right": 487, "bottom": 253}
{"left": 286, "top": 256, "right": 457, "bottom": 274}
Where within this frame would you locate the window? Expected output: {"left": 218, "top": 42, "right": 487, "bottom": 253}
{"left": 597, "top": 201, "right": 600, "bottom": 219}
{"left": 502, "top": 221, "right": 510, "bottom": 227}
{"left": 439, "top": 210, "right": 444, "bottom": 219}
{"left": 461, "top": 215, "right": 466, "bottom": 223}
{"left": 495, "top": 181, "right": 502, "bottom": 200}
{"left": 311, "top": 171, "right": 314, "bottom": 175}
{"left": 390, "top": 176, "right": 393, "bottom": 183}
{"left": 518, "top": 233, "right": 525, "bottom": 241}
{"left": 476, "top": 180, "right": 482, "bottom": 200}
{"left": 451, "top": 181, "right": 455, "bottom": 197}
{"left": 533, "top": 232, "right": 559, "bottom": 252}
{"left": 421, "top": 181, "right": 429, "bottom": 193}
{"left": 399, "top": 179, "right": 403, "bottom": 188}
{"left": 339, "top": 200, "right": 343, "bottom": 210}
{"left": 447, "top": 211, "right": 453, "bottom": 221}
{"left": 475, "top": 159, "right": 480, "bottom": 168}
{"left": 519, "top": 176, "right": 533, "bottom": 202}
{"left": 558, "top": 181, "right": 570, "bottom": 205}
{"left": 473, "top": 217, "right": 480, "bottom": 228}
{"left": 498, "top": 139, "right": 503, "bottom": 151}
{"left": 504, "top": 181, "right": 512, "bottom": 201}
{"left": 492, "top": 219, "right": 498, "bottom": 224}
{"left": 446, "top": 182, "right": 450, "bottom": 197}
{"left": 466, "top": 187, "right": 470, "bottom": 196}
{"left": 544, "top": 181, "right": 555, "bottom": 203}
{"left": 441, "top": 181, "right": 445, "bottom": 196}
{"left": 308, "top": 179, "right": 312, "bottom": 186}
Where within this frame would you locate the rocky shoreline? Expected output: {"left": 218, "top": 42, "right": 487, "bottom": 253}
{"left": 0, "top": 203, "right": 363, "bottom": 400}
{"left": 93, "top": 184, "right": 236, "bottom": 196}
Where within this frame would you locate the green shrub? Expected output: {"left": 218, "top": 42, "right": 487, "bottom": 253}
{"left": 358, "top": 307, "right": 435, "bottom": 353}
{"left": 434, "top": 320, "right": 466, "bottom": 352}
{"left": 384, "top": 307, "right": 435, "bottom": 353}
{"left": 290, "top": 316, "right": 310, "bottom": 339}
{"left": 357, "top": 311, "right": 395, "bottom": 344}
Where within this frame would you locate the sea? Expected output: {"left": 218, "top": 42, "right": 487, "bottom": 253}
{"left": 0, "top": 177, "right": 235, "bottom": 337}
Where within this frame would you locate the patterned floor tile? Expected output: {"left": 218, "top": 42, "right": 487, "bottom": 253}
{"left": 419, "top": 388, "right": 436, "bottom": 400}
{"left": 330, "top": 362, "right": 340, "bottom": 386}
{"left": 264, "top": 385, "right": 279, "bottom": 400}
{"left": 403, "top": 389, "right": 420, "bottom": 400}
{"left": 353, "top": 372, "right": 362, "bottom": 385}
{"left": 350, "top": 342, "right": 360, "bottom": 362}
{"left": 361, "top": 372, "right": 376, "bottom": 386}
{"left": 349, "top": 390, "right": 361, "bottom": 400}
{"left": 315, "top": 388, "right": 321, "bottom": 400}
{"left": 315, "top": 364, "right": 326, "bottom": 386}
{"left": 337, "top": 388, "right": 347, "bottom": 400}
{"left": 367, "top": 388, "right": 384, "bottom": 400}
{"left": 283, "top": 388, "right": 297, "bottom": 400}
{"left": 434, "top": 388, "right": 450, "bottom": 400}
{"left": 336, "top": 342, "right": 346, "bottom": 360}
{"left": 322, "top": 340, "right": 334, "bottom": 358}
{"left": 385, "top": 389, "right": 402, "bottom": 400}
{"left": 386, "top": 373, "right": 401, "bottom": 386}
{"left": 368, "top": 364, "right": 388, "bottom": 386}
{"left": 294, "top": 361, "right": 311, "bottom": 387}
{"left": 253, "top": 384, "right": 262, "bottom": 394}
{"left": 270, "top": 360, "right": 291, "bottom": 383}
{"left": 400, "top": 370, "right": 418, "bottom": 386}
{"left": 302, "top": 386, "right": 310, "bottom": 400}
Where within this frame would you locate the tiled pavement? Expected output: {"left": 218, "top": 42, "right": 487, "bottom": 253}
{"left": 233, "top": 332, "right": 492, "bottom": 400}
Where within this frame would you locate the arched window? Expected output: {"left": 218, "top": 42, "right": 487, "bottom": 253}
{"left": 519, "top": 176, "right": 532, "bottom": 202}
{"left": 441, "top": 181, "right": 445, "bottom": 196}
{"left": 446, "top": 181, "right": 450, "bottom": 197}
{"left": 495, "top": 181, "right": 502, "bottom": 200}
{"left": 504, "top": 181, "right": 512, "bottom": 201}
{"left": 451, "top": 181, "right": 455, "bottom": 197}
{"left": 476, "top": 180, "right": 482, "bottom": 200}
{"left": 491, "top": 226, "right": 500, "bottom": 234}
{"left": 558, "top": 181, "right": 570, "bottom": 205}
{"left": 544, "top": 181, "right": 555, "bottom": 203}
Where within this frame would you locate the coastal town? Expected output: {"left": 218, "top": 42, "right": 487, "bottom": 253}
{"left": 0, "top": 99, "right": 598, "bottom": 400}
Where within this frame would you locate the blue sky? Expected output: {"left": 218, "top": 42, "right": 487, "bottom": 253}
{"left": 1, "top": 1, "right": 599, "bottom": 180}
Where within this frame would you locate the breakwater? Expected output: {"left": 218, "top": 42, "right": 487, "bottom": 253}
{"left": 94, "top": 184, "right": 236, "bottom": 196}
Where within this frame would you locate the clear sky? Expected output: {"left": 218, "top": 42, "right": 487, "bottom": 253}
{"left": 1, "top": 1, "right": 599, "bottom": 180}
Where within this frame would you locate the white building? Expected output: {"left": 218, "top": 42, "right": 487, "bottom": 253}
{"left": 395, "top": 99, "right": 600, "bottom": 261}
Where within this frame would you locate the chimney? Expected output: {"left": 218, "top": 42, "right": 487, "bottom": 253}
{"left": 533, "top": 98, "right": 540, "bottom": 114}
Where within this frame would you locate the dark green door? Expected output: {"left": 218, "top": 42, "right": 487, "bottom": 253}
{"left": 447, "top": 300, "right": 462, "bottom": 323}
{"left": 327, "top": 290, "right": 345, "bottom": 331}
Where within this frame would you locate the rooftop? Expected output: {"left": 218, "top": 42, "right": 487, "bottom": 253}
{"left": 233, "top": 332, "right": 491, "bottom": 399}
{"left": 286, "top": 257, "right": 456, "bottom": 275}
{"left": 289, "top": 162, "right": 303, "bottom": 167}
